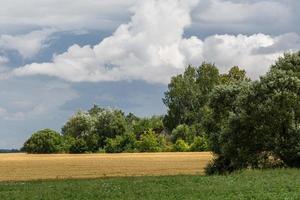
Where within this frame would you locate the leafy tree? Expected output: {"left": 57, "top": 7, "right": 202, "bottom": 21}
{"left": 196, "top": 62, "right": 220, "bottom": 100}
{"left": 207, "top": 52, "right": 300, "bottom": 174}
{"left": 93, "top": 108, "right": 127, "bottom": 147}
{"left": 88, "top": 105, "right": 105, "bottom": 116}
{"left": 82, "top": 133, "right": 100, "bottom": 152}
{"left": 163, "top": 63, "right": 220, "bottom": 131}
{"left": 61, "top": 135, "right": 76, "bottom": 153}
{"left": 173, "top": 139, "right": 189, "bottom": 152}
{"left": 136, "top": 129, "right": 162, "bottom": 152}
{"left": 126, "top": 113, "right": 140, "bottom": 124}
{"left": 132, "top": 116, "right": 164, "bottom": 137}
{"left": 69, "top": 138, "right": 88, "bottom": 154}
{"left": 61, "top": 111, "right": 94, "bottom": 138}
{"left": 271, "top": 51, "right": 300, "bottom": 76}
{"left": 220, "top": 66, "right": 250, "bottom": 84}
{"left": 171, "top": 124, "right": 194, "bottom": 144}
{"left": 207, "top": 82, "right": 251, "bottom": 154}
{"left": 22, "top": 129, "right": 63, "bottom": 154}
{"left": 252, "top": 69, "right": 300, "bottom": 167}
{"left": 105, "top": 133, "right": 137, "bottom": 153}
{"left": 190, "top": 136, "right": 209, "bottom": 152}
{"left": 163, "top": 65, "right": 200, "bottom": 131}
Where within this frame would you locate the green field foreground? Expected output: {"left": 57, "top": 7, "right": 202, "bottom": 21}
{"left": 0, "top": 169, "right": 299, "bottom": 200}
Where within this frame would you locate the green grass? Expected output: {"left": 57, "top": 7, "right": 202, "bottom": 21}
{"left": 0, "top": 169, "right": 299, "bottom": 200}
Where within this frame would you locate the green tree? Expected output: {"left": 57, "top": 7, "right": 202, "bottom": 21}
{"left": 190, "top": 136, "right": 209, "bottom": 152}
{"left": 173, "top": 139, "right": 189, "bottom": 152}
{"left": 163, "top": 63, "right": 220, "bottom": 131}
{"left": 163, "top": 65, "right": 199, "bottom": 130}
{"left": 22, "top": 129, "right": 63, "bottom": 154}
{"left": 136, "top": 129, "right": 162, "bottom": 152}
{"left": 206, "top": 53, "right": 300, "bottom": 174}
{"left": 171, "top": 124, "right": 194, "bottom": 144}
{"left": 271, "top": 51, "right": 300, "bottom": 76}
{"left": 132, "top": 116, "right": 164, "bottom": 136}
{"left": 220, "top": 66, "right": 250, "bottom": 84}
{"left": 105, "top": 132, "right": 137, "bottom": 153}
{"left": 93, "top": 108, "right": 127, "bottom": 147}
{"left": 69, "top": 138, "right": 88, "bottom": 154}
{"left": 61, "top": 111, "right": 94, "bottom": 138}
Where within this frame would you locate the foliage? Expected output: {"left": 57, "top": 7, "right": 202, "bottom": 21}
{"left": 131, "top": 116, "right": 164, "bottom": 137}
{"left": 61, "top": 111, "right": 94, "bottom": 138}
{"left": 220, "top": 66, "right": 250, "bottom": 84}
{"left": 22, "top": 129, "right": 63, "bottom": 154}
{"left": 207, "top": 52, "right": 300, "bottom": 174}
{"left": 173, "top": 139, "right": 189, "bottom": 152}
{"left": 190, "top": 136, "right": 209, "bottom": 152}
{"left": 105, "top": 133, "right": 137, "bottom": 153}
{"left": 69, "top": 138, "right": 88, "bottom": 154}
{"left": 163, "top": 63, "right": 220, "bottom": 131}
{"left": 136, "top": 129, "right": 162, "bottom": 152}
{"left": 93, "top": 108, "right": 127, "bottom": 147}
{"left": 171, "top": 124, "right": 194, "bottom": 143}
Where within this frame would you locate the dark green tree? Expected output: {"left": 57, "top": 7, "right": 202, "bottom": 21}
{"left": 22, "top": 129, "right": 63, "bottom": 154}
{"left": 69, "top": 138, "right": 88, "bottom": 154}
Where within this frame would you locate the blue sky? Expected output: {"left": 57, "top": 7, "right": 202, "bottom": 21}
{"left": 0, "top": 0, "right": 300, "bottom": 148}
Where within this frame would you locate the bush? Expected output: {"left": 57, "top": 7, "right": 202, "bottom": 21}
{"left": 22, "top": 129, "right": 63, "bottom": 154}
{"left": 173, "top": 139, "right": 189, "bottom": 152}
{"left": 69, "top": 138, "right": 88, "bottom": 153}
{"left": 171, "top": 124, "right": 194, "bottom": 144}
{"left": 60, "top": 136, "right": 76, "bottom": 153}
{"left": 190, "top": 136, "right": 209, "bottom": 152}
{"left": 105, "top": 133, "right": 137, "bottom": 153}
{"left": 132, "top": 116, "right": 164, "bottom": 137}
{"left": 136, "top": 129, "right": 162, "bottom": 152}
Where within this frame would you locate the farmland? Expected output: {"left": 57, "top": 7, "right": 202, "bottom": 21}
{"left": 0, "top": 169, "right": 299, "bottom": 200}
{"left": 0, "top": 152, "right": 212, "bottom": 181}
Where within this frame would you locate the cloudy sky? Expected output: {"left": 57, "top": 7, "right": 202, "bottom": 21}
{"left": 1, "top": 0, "right": 300, "bottom": 148}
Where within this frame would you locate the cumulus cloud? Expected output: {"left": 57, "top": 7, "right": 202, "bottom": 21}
{"left": 5, "top": 0, "right": 300, "bottom": 84}
{"left": 0, "top": 29, "right": 54, "bottom": 59}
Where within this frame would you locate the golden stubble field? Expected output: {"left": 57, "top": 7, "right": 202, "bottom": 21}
{"left": 0, "top": 152, "right": 212, "bottom": 181}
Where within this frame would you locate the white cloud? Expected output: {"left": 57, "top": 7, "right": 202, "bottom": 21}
{"left": 0, "top": 29, "right": 54, "bottom": 59}
{"left": 0, "top": 0, "right": 136, "bottom": 34}
{"left": 0, "top": 56, "right": 9, "bottom": 73}
{"left": 0, "top": 56, "right": 8, "bottom": 64}
{"left": 12, "top": 0, "right": 199, "bottom": 84}
{"left": 5, "top": 0, "right": 300, "bottom": 84}
{"left": 195, "top": 0, "right": 290, "bottom": 24}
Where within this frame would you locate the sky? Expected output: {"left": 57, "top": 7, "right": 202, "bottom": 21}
{"left": 0, "top": 0, "right": 300, "bottom": 148}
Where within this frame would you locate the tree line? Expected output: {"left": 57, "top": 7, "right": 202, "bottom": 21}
{"left": 22, "top": 106, "right": 208, "bottom": 154}
{"left": 22, "top": 51, "right": 300, "bottom": 174}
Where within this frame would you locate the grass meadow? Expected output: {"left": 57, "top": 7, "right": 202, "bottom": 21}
{"left": 0, "top": 169, "right": 299, "bottom": 200}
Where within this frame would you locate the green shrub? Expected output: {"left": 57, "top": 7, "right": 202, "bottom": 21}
{"left": 190, "top": 136, "right": 209, "bottom": 152}
{"left": 105, "top": 133, "right": 137, "bottom": 153}
{"left": 69, "top": 138, "right": 88, "bottom": 153}
{"left": 22, "top": 129, "right": 63, "bottom": 154}
{"left": 61, "top": 135, "right": 76, "bottom": 153}
{"left": 171, "top": 124, "right": 194, "bottom": 143}
{"left": 136, "top": 129, "right": 161, "bottom": 152}
{"left": 173, "top": 139, "right": 189, "bottom": 152}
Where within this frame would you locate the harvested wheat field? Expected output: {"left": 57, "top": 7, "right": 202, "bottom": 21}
{"left": 0, "top": 152, "right": 212, "bottom": 181}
